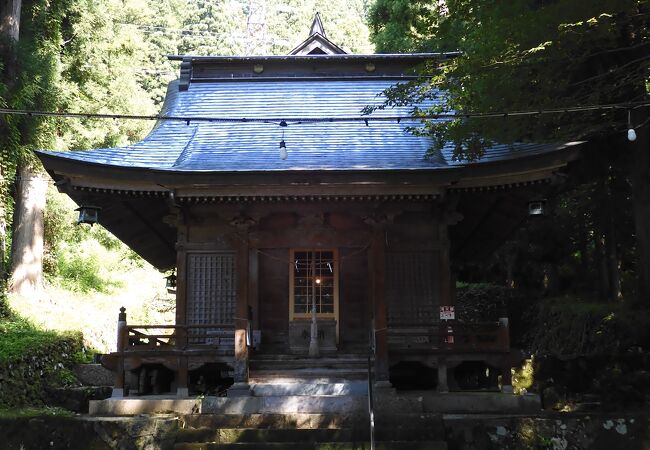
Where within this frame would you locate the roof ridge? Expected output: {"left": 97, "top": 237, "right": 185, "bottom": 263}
{"left": 172, "top": 124, "right": 199, "bottom": 168}
{"left": 309, "top": 12, "right": 326, "bottom": 38}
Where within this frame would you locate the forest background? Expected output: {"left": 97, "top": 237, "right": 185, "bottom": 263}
{"left": 0, "top": 0, "right": 373, "bottom": 353}
{"left": 0, "top": 0, "right": 649, "bottom": 409}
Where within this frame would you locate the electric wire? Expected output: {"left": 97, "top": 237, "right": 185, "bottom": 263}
{"left": 0, "top": 100, "right": 648, "bottom": 126}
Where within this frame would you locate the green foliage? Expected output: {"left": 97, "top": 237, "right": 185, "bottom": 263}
{"left": 262, "top": 0, "right": 373, "bottom": 55}
{"left": 51, "top": 367, "right": 79, "bottom": 387}
{"left": 43, "top": 187, "right": 139, "bottom": 293}
{"left": 0, "top": 314, "right": 84, "bottom": 407}
{"left": 0, "top": 289, "right": 10, "bottom": 320}
{"left": 0, "top": 317, "right": 79, "bottom": 363}
{"left": 0, "top": 406, "right": 74, "bottom": 418}
{"left": 72, "top": 349, "right": 95, "bottom": 364}
{"left": 512, "top": 358, "right": 534, "bottom": 395}
{"left": 367, "top": 0, "right": 649, "bottom": 159}
{"left": 528, "top": 297, "right": 650, "bottom": 356}
{"left": 369, "top": 0, "right": 441, "bottom": 53}
{"left": 52, "top": 244, "right": 121, "bottom": 294}
{"left": 455, "top": 283, "right": 511, "bottom": 322}
{"left": 150, "top": 0, "right": 375, "bottom": 58}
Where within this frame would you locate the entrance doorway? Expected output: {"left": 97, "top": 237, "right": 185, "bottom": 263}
{"left": 288, "top": 249, "right": 339, "bottom": 352}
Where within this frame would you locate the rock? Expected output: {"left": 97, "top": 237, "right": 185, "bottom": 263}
{"left": 73, "top": 363, "right": 113, "bottom": 387}
{"left": 542, "top": 386, "right": 564, "bottom": 410}
{"left": 46, "top": 386, "right": 113, "bottom": 413}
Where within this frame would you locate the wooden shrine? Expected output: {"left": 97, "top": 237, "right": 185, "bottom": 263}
{"left": 36, "top": 15, "right": 582, "bottom": 398}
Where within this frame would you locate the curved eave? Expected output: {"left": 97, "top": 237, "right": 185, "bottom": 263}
{"left": 35, "top": 141, "right": 582, "bottom": 192}
{"left": 36, "top": 142, "right": 582, "bottom": 270}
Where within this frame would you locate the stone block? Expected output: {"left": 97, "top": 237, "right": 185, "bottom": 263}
{"left": 73, "top": 363, "right": 114, "bottom": 387}
{"left": 289, "top": 320, "right": 337, "bottom": 354}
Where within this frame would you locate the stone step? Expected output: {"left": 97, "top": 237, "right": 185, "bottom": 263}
{"left": 182, "top": 413, "right": 358, "bottom": 429}
{"left": 174, "top": 441, "right": 447, "bottom": 450}
{"left": 183, "top": 411, "right": 444, "bottom": 434}
{"left": 249, "top": 368, "right": 368, "bottom": 383}
{"left": 201, "top": 395, "right": 367, "bottom": 414}
{"left": 251, "top": 381, "right": 367, "bottom": 397}
{"left": 251, "top": 353, "right": 369, "bottom": 360}
{"left": 175, "top": 427, "right": 366, "bottom": 444}
{"left": 249, "top": 355, "right": 369, "bottom": 371}
{"left": 176, "top": 424, "right": 446, "bottom": 444}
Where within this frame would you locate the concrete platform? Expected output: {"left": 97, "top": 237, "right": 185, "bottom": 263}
{"left": 377, "top": 391, "right": 542, "bottom": 414}
{"left": 89, "top": 391, "right": 540, "bottom": 416}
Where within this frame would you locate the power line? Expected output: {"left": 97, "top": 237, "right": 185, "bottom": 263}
{"left": 0, "top": 101, "right": 648, "bottom": 125}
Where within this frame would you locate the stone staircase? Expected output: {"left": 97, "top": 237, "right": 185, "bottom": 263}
{"left": 173, "top": 354, "right": 448, "bottom": 449}
{"left": 174, "top": 413, "right": 448, "bottom": 449}
{"left": 249, "top": 353, "right": 369, "bottom": 383}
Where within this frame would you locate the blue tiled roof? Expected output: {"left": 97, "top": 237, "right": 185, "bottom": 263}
{"left": 39, "top": 79, "right": 567, "bottom": 172}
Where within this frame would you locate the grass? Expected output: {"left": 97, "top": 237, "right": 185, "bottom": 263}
{"left": 8, "top": 190, "right": 175, "bottom": 353}
{"left": 9, "top": 262, "right": 174, "bottom": 353}
{"left": 0, "top": 406, "right": 75, "bottom": 419}
{"left": 0, "top": 317, "right": 76, "bottom": 363}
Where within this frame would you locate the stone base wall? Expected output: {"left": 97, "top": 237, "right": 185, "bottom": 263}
{"left": 444, "top": 413, "right": 649, "bottom": 450}
{"left": 0, "top": 412, "right": 647, "bottom": 450}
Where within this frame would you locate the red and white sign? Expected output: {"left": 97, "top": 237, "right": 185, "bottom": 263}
{"left": 440, "top": 306, "right": 455, "bottom": 321}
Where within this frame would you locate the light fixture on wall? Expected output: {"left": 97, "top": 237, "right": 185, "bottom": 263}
{"left": 165, "top": 271, "right": 177, "bottom": 289}
{"left": 528, "top": 200, "right": 546, "bottom": 216}
{"left": 75, "top": 206, "right": 100, "bottom": 225}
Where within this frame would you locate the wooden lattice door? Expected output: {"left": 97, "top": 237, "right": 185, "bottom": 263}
{"left": 186, "top": 253, "right": 236, "bottom": 344}
{"left": 385, "top": 251, "right": 440, "bottom": 326}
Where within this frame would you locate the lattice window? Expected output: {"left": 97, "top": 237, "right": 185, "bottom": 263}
{"left": 386, "top": 251, "right": 439, "bottom": 326}
{"left": 186, "top": 253, "right": 236, "bottom": 343}
{"left": 290, "top": 249, "right": 338, "bottom": 319}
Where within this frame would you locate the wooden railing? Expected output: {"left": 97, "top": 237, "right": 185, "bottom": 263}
{"left": 122, "top": 324, "right": 235, "bottom": 351}
{"left": 387, "top": 321, "right": 509, "bottom": 352}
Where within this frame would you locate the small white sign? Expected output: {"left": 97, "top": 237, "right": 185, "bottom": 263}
{"left": 440, "top": 306, "right": 455, "bottom": 321}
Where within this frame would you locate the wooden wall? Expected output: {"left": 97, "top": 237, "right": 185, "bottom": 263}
{"left": 258, "top": 248, "right": 289, "bottom": 351}
{"left": 177, "top": 202, "right": 445, "bottom": 353}
{"left": 338, "top": 249, "right": 369, "bottom": 350}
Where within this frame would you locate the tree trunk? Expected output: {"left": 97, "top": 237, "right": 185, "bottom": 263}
{"left": 504, "top": 241, "right": 517, "bottom": 289}
{"left": 631, "top": 108, "right": 650, "bottom": 305}
{"left": 594, "top": 223, "right": 609, "bottom": 300}
{"left": 577, "top": 212, "right": 589, "bottom": 284}
{"left": 0, "top": 0, "right": 22, "bottom": 283}
{"left": 0, "top": 0, "right": 21, "bottom": 40}
{"left": 606, "top": 215, "right": 621, "bottom": 301}
{"left": 0, "top": 0, "right": 21, "bottom": 83}
{"left": 9, "top": 164, "right": 47, "bottom": 296}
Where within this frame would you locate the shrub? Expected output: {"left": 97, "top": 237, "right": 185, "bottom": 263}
{"left": 0, "top": 318, "right": 84, "bottom": 407}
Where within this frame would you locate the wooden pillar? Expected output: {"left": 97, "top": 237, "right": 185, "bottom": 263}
{"left": 177, "top": 356, "right": 189, "bottom": 397}
{"left": 499, "top": 317, "right": 513, "bottom": 393}
{"left": 370, "top": 229, "right": 390, "bottom": 387}
{"left": 248, "top": 248, "right": 259, "bottom": 331}
{"left": 175, "top": 229, "right": 189, "bottom": 397}
{"left": 437, "top": 356, "right": 449, "bottom": 393}
{"left": 231, "top": 236, "right": 251, "bottom": 395}
{"left": 112, "top": 307, "right": 127, "bottom": 398}
{"left": 437, "top": 201, "right": 462, "bottom": 393}
{"left": 438, "top": 223, "right": 452, "bottom": 307}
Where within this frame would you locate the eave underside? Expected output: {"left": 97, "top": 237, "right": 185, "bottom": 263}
{"left": 46, "top": 153, "right": 571, "bottom": 270}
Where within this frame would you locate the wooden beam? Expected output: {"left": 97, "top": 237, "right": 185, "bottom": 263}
{"left": 121, "top": 200, "right": 176, "bottom": 253}
{"left": 370, "top": 229, "right": 390, "bottom": 386}
{"left": 453, "top": 195, "right": 501, "bottom": 258}
{"left": 249, "top": 247, "right": 259, "bottom": 330}
{"left": 233, "top": 235, "right": 250, "bottom": 391}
